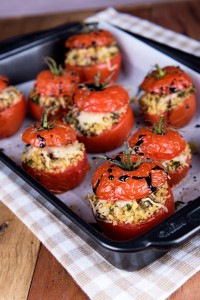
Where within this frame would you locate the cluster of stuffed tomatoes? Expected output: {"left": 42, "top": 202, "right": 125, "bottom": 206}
{"left": 1, "top": 25, "right": 197, "bottom": 242}
{"left": 20, "top": 27, "right": 134, "bottom": 194}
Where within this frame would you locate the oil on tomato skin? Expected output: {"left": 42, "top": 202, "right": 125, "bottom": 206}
{"left": 0, "top": 76, "right": 26, "bottom": 139}
{"left": 139, "top": 65, "right": 196, "bottom": 128}
{"left": 65, "top": 28, "right": 122, "bottom": 83}
{"left": 88, "top": 151, "right": 174, "bottom": 241}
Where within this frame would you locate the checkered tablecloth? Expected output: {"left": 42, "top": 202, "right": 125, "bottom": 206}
{"left": 86, "top": 7, "right": 200, "bottom": 56}
{"left": 1, "top": 8, "right": 200, "bottom": 300}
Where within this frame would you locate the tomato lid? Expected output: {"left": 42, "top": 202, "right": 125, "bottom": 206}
{"left": 33, "top": 57, "right": 79, "bottom": 97}
{"left": 92, "top": 153, "right": 167, "bottom": 201}
{"left": 22, "top": 120, "right": 77, "bottom": 147}
{"left": 129, "top": 126, "right": 187, "bottom": 160}
{"left": 65, "top": 29, "right": 116, "bottom": 49}
{"left": 34, "top": 69, "right": 79, "bottom": 97}
{"left": 0, "top": 76, "right": 9, "bottom": 91}
{"left": 140, "top": 65, "right": 193, "bottom": 95}
{"left": 73, "top": 84, "right": 129, "bottom": 112}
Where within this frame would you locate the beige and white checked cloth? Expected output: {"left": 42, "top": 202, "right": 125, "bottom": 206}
{"left": 86, "top": 7, "right": 200, "bottom": 56}
{"left": 1, "top": 8, "right": 200, "bottom": 300}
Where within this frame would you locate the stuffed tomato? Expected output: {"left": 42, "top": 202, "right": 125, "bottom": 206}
{"left": 0, "top": 75, "right": 26, "bottom": 139}
{"left": 129, "top": 117, "right": 191, "bottom": 187}
{"left": 139, "top": 65, "right": 196, "bottom": 128}
{"left": 65, "top": 28, "right": 122, "bottom": 83}
{"left": 89, "top": 148, "right": 174, "bottom": 241}
{"left": 21, "top": 111, "right": 88, "bottom": 194}
{"left": 64, "top": 80, "right": 134, "bottom": 153}
{"left": 29, "top": 57, "right": 79, "bottom": 121}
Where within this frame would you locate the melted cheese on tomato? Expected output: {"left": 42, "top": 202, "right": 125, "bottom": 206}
{"left": 86, "top": 183, "right": 168, "bottom": 225}
{"left": 21, "top": 140, "right": 85, "bottom": 173}
{"left": 162, "top": 143, "right": 191, "bottom": 172}
{"left": 0, "top": 86, "right": 21, "bottom": 110}
{"left": 74, "top": 105, "right": 127, "bottom": 136}
{"left": 139, "top": 87, "right": 194, "bottom": 115}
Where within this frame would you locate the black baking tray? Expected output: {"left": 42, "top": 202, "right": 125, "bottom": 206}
{"left": 0, "top": 21, "right": 200, "bottom": 271}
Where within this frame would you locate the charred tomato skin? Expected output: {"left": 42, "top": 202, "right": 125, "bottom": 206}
{"left": 0, "top": 94, "right": 26, "bottom": 139}
{"left": 22, "top": 150, "right": 88, "bottom": 194}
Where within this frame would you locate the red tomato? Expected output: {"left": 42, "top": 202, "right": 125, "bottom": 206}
{"left": 0, "top": 93, "right": 26, "bottom": 139}
{"left": 29, "top": 58, "right": 79, "bottom": 121}
{"left": 129, "top": 127, "right": 187, "bottom": 160}
{"left": 168, "top": 156, "right": 191, "bottom": 187}
{"left": 65, "top": 52, "right": 121, "bottom": 84}
{"left": 22, "top": 150, "right": 88, "bottom": 194}
{"left": 22, "top": 119, "right": 88, "bottom": 193}
{"left": 142, "top": 94, "right": 196, "bottom": 128}
{"left": 141, "top": 66, "right": 193, "bottom": 95}
{"left": 28, "top": 99, "right": 44, "bottom": 121}
{"left": 34, "top": 69, "right": 79, "bottom": 97}
{"left": 92, "top": 154, "right": 168, "bottom": 200}
{"left": 96, "top": 186, "right": 174, "bottom": 241}
{"left": 28, "top": 97, "right": 71, "bottom": 122}
{"left": 129, "top": 126, "right": 191, "bottom": 186}
{"left": 69, "top": 83, "right": 134, "bottom": 152}
{"left": 22, "top": 120, "right": 77, "bottom": 147}
{"left": 65, "top": 29, "right": 121, "bottom": 83}
{"left": 78, "top": 105, "right": 134, "bottom": 153}
{"left": 65, "top": 29, "right": 116, "bottom": 48}
{"left": 139, "top": 65, "right": 196, "bottom": 128}
{"left": 74, "top": 84, "right": 129, "bottom": 112}
{"left": 0, "top": 76, "right": 9, "bottom": 91}
{"left": 91, "top": 153, "right": 174, "bottom": 241}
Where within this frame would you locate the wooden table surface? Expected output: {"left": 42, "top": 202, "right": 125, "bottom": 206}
{"left": 0, "top": 1, "right": 200, "bottom": 299}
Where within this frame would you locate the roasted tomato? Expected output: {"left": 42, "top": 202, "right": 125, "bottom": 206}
{"left": 139, "top": 65, "right": 196, "bottom": 128}
{"left": 129, "top": 117, "right": 191, "bottom": 187}
{"left": 29, "top": 57, "right": 79, "bottom": 121}
{"left": 64, "top": 80, "right": 134, "bottom": 153}
{"left": 89, "top": 148, "right": 174, "bottom": 241}
{"left": 21, "top": 110, "right": 88, "bottom": 194}
{"left": 0, "top": 76, "right": 26, "bottom": 139}
{"left": 65, "top": 28, "right": 122, "bottom": 83}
